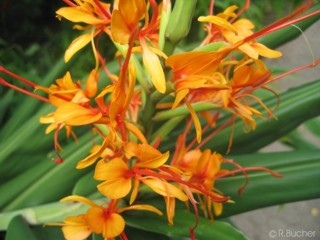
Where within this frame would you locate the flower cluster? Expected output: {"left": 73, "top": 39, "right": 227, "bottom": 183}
{"left": 1, "top": 0, "right": 318, "bottom": 239}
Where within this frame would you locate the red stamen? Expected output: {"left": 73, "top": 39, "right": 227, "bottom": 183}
{"left": 120, "top": 232, "right": 128, "bottom": 240}
{"left": 62, "top": 0, "right": 77, "bottom": 7}
{"left": 140, "top": 0, "right": 159, "bottom": 35}
{"left": 153, "top": 137, "right": 161, "bottom": 148}
{"left": 216, "top": 166, "right": 283, "bottom": 179}
{"left": 243, "top": 5, "right": 318, "bottom": 43}
{"left": 268, "top": 59, "right": 320, "bottom": 84}
{"left": 209, "top": 0, "right": 214, "bottom": 15}
{"left": 93, "top": 0, "right": 111, "bottom": 20}
{"left": 232, "top": 0, "right": 250, "bottom": 22}
{"left": 0, "top": 66, "right": 37, "bottom": 87}
{"left": 0, "top": 78, "right": 50, "bottom": 103}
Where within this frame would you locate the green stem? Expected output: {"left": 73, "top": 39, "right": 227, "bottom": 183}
{"left": 153, "top": 102, "right": 219, "bottom": 121}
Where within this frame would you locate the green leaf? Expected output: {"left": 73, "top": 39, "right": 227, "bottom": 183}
{"left": 216, "top": 150, "right": 320, "bottom": 217}
{"left": 2, "top": 133, "right": 94, "bottom": 211}
{"left": 5, "top": 215, "right": 38, "bottom": 240}
{"left": 0, "top": 156, "right": 56, "bottom": 209}
{"left": 32, "top": 225, "right": 64, "bottom": 240}
{"left": 125, "top": 210, "right": 248, "bottom": 240}
{"left": 305, "top": 116, "right": 320, "bottom": 138}
{"left": 72, "top": 170, "right": 98, "bottom": 197}
{"left": 125, "top": 226, "right": 171, "bottom": 240}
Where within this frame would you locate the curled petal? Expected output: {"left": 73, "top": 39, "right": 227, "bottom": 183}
{"left": 198, "top": 16, "right": 237, "bottom": 32}
{"left": 252, "top": 42, "right": 282, "bottom": 58}
{"left": 141, "top": 40, "right": 166, "bottom": 93}
{"left": 65, "top": 33, "right": 92, "bottom": 62}
{"left": 53, "top": 102, "right": 102, "bottom": 126}
{"left": 119, "top": 204, "right": 163, "bottom": 216}
{"left": 142, "top": 178, "right": 188, "bottom": 201}
{"left": 60, "top": 195, "right": 99, "bottom": 208}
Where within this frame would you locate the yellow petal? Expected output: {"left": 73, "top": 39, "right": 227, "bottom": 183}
{"left": 119, "top": 204, "right": 163, "bottom": 216}
{"left": 56, "top": 7, "right": 106, "bottom": 25}
{"left": 198, "top": 16, "right": 237, "bottom": 33}
{"left": 252, "top": 42, "right": 282, "bottom": 58}
{"left": 94, "top": 158, "right": 128, "bottom": 181}
{"left": 62, "top": 215, "right": 91, "bottom": 240}
{"left": 54, "top": 102, "right": 102, "bottom": 126}
{"left": 141, "top": 42, "right": 166, "bottom": 93}
{"left": 65, "top": 33, "right": 92, "bottom": 62}
{"left": 61, "top": 195, "right": 99, "bottom": 208}
{"left": 119, "top": 0, "right": 146, "bottom": 27}
{"left": 186, "top": 101, "right": 202, "bottom": 143}
{"left": 85, "top": 69, "right": 99, "bottom": 98}
{"left": 97, "top": 178, "right": 132, "bottom": 199}
{"left": 76, "top": 137, "right": 110, "bottom": 169}
{"left": 102, "top": 213, "right": 125, "bottom": 238}
{"left": 94, "top": 158, "right": 132, "bottom": 199}
{"left": 172, "top": 89, "right": 189, "bottom": 109}
{"left": 111, "top": 10, "right": 131, "bottom": 44}
{"left": 142, "top": 178, "right": 188, "bottom": 201}
{"left": 124, "top": 121, "right": 148, "bottom": 143}
{"left": 135, "top": 151, "right": 170, "bottom": 169}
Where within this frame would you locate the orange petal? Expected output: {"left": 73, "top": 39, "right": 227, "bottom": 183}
{"left": 76, "top": 137, "right": 110, "bottom": 169}
{"left": 118, "top": 0, "right": 146, "bottom": 27}
{"left": 141, "top": 42, "right": 166, "bottom": 93}
{"left": 61, "top": 195, "right": 99, "bottom": 208}
{"left": 198, "top": 15, "right": 237, "bottom": 33}
{"left": 97, "top": 178, "right": 132, "bottom": 199}
{"left": 142, "top": 178, "right": 188, "bottom": 201}
{"left": 94, "top": 158, "right": 128, "bottom": 180}
{"left": 135, "top": 151, "right": 170, "bottom": 169}
{"left": 172, "top": 89, "right": 189, "bottom": 109}
{"left": 54, "top": 102, "right": 102, "bottom": 126}
{"left": 65, "top": 33, "right": 92, "bottom": 62}
{"left": 119, "top": 204, "right": 163, "bottom": 216}
{"left": 102, "top": 213, "right": 125, "bottom": 238}
{"left": 85, "top": 69, "right": 99, "bottom": 98}
{"left": 62, "top": 215, "right": 91, "bottom": 240}
{"left": 252, "top": 42, "right": 282, "bottom": 58}
{"left": 56, "top": 7, "right": 106, "bottom": 25}
{"left": 186, "top": 101, "right": 202, "bottom": 143}
{"left": 111, "top": 10, "right": 131, "bottom": 44}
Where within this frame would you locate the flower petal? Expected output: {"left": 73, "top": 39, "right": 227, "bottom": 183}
{"left": 54, "top": 102, "right": 102, "bottom": 126}
{"left": 141, "top": 41, "right": 166, "bottom": 93}
{"left": 56, "top": 7, "right": 106, "bottom": 25}
{"left": 65, "top": 33, "right": 92, "bottom": 62}
{"left": 62, "top": 215, "right": 91, "bottom": 240}
{"left": 102, "top": 213, "right": 125, "bottom": 238}
{"left": 142, "top": 178, "right": 188, "bottom": 201}
{"left": 97, "top": 178, "right": 132, "bottom": 199}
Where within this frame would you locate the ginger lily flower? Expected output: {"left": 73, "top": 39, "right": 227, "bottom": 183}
{"left": 93, "top": 142, "right": 188, "bottom": 204}
{"left": 198, "top": 5, "right": 282, "bottom": 59}
{"left": 56, "top": 0, "right": 112, "bottom": 62}
{"left": 56, "top": 196, "right": 162, "bottom": 240}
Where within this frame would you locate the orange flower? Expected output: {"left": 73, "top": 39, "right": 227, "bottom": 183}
{"left": 111, "top": 0, "right": 167, "bottom": 93}
{"left": 93, "top": 142, "right": 188, "bottom": 204}
{"left": 56, "top": 0, "right": 112, "bottom": 62}
{"left": 58, "top": 196, "right": 162, "bottom": 240}
{"left": 199, "top": 5, "right": 282, "bottom": 59}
